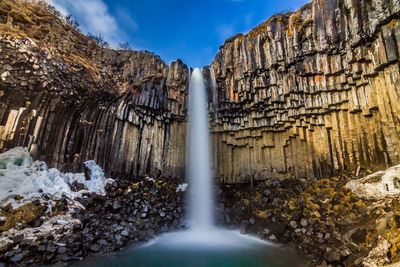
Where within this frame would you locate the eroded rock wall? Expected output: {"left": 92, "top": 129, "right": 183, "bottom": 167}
{"left": 3, "top": 0, "right": 400, "bottom": 184}
{"left": 210, "top": 0, "right": 400, "bottom": 183}
{"left": 0, "top": 35, "right": 188, "bottom": 178}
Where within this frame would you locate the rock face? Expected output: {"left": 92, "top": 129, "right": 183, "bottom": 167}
{"left": 0, "top": 0, "right": 188, "bottom": 179}
{"left": 209, "top": 0, "right": 400, "bottom": 183}
{"left": 2, "top": 0, "right": 400, "bottom": 185}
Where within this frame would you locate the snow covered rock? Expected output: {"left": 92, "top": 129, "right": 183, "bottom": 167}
{"left": 0, "top": 147, "right": 113, "bottom": 206}
{"left": 346, "top": 164, "right": 400, "bottom": 200}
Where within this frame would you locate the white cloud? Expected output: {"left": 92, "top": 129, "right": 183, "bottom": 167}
{"left": 46, "top": 0, "right": 135, "bottom": 46}
{"left": 216, "top": 24, "right": 235, "bottom": 40}
{"left": 115, "top": 7, "right": 138, "bottom": 32}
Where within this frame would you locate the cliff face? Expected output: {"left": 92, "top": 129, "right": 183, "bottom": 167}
{"left": 2, "top": 0, "right": 400, "bottom": 184}
{"left": 0, "top": 0, "right": 188, "bottom": 179}
{"left": 210, "top": 0, "right": 400, "bottom": 183}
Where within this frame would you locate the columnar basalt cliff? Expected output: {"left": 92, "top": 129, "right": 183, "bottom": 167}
{"left": 0, "top": 0, "right": 188, "bottom": 179}
{"left": 3, "top": 0, "right": 400, "bottom": 266}
{"left": 210, "top": 0, "right": 400, "bottom": 183}
{"left": 2, "top": 0, "right": 400, "bottom": 183}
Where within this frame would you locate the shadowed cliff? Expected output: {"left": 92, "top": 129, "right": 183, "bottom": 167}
{"left": 0, "top": 0, "right": 188, "bottom": 179}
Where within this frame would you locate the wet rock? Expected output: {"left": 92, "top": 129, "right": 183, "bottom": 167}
{"left": 57, "top": 247, "right": 67, "bottom": 254}
{"left": 240, "top": 220, "right": 249, "bottom": 234}
{"left": 10, "top": 254, "right": 24, "bottom": 263}
{"left": 89, "top": 244, "right": 100, "bottom": 252}
{"left": 121, "top": 230, "right": 129, "bottom": 237}
{"left": 112, "top": 201, "right": 122, "bottom": 211}
{"left": 97, "top": 239, "right": 109, "bottom": 246}
{"left": 12, "top": 234, "right": 24, "bottom": 243}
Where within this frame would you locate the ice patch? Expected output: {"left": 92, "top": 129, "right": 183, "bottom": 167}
{"left": 145, "top": 176, "right": 155, "bottom": 182}
{"left": 176, "top": 183, "right": 188, "bottom": 192}
{"left": 0, "top": 147, "right": 113, "bottom": 205}
{"left": 83, "top": 160, "right": 112, "bottom": 195}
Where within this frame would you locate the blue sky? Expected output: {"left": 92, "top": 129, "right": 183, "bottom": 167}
{"left": 47, "top": 0, "right": 309, "bottom": 67}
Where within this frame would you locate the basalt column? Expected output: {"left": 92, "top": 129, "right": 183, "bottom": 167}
{"left": 0, "top": 35, "right": 189, "bottom": 179}
{"left": 209, "top": 0, "right": 400, "bottom": 184}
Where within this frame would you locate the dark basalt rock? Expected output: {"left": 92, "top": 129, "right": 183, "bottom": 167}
{"left": 0, "top": 177, "right": 185, "bottom": 266}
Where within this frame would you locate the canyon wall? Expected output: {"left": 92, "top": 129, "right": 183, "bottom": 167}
{"left": 0, "top": 1, "right": 188, "bottom": 178}
{"left": 3, "top": 0, "right": 400, "bottom": 184}
{"left": 210, "top": 0, "right": 400, "bottom": 183}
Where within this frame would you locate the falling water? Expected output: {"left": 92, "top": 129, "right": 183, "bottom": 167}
{"left": 73, "top": 67, "right": 305, "bottom": 267}
{"left": 187, "top": 68, "right": 213, "bottom": 230}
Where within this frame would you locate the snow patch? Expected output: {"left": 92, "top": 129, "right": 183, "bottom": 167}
{"left": 176, "top": 183, "right": 188, "bottom": 192}
{"left": 347, "top": 164, "right": 400, "bottom": 199}
{"left": 145, "top": 176, "right": 155, "bottom": 182}
{"left": 0, "top": 147, "right": 113, "bottom": 206}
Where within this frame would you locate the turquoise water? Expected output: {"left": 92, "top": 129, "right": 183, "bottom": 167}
{"left": 67, "top": 230, "right": 306, "bottom": 267}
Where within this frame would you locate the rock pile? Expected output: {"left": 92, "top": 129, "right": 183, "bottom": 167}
{"left": 220, "top": 171, "right": 400, "bottom": 266}
{"left": 0, "top": 177, "right": 184, "bottom": 265}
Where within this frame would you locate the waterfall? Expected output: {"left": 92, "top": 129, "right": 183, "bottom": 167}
{"left": 74, "top": 68, "right": 302, "bottom": 267}
{"left": 187, "top": 68, "right": 214, "bottom": 231}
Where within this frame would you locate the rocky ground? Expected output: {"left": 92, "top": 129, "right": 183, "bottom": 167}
{"left": 220, "top": 168, "right": 400, "bottom": 267}
{"left": 0, "top": 177, "right": 185, "bottom": 265}
{"left": 2, "top": 157, "right": 400, "bottom": 267}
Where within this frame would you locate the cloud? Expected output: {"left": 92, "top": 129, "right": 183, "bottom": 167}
{"left": 216, "top": 24, "right": 235, "bottom": 41}
{"left": 115, "top": 7, "right": 138, "bottom": 32}
{"left": 46, "top": 0, "right": 136, "bottom": 46}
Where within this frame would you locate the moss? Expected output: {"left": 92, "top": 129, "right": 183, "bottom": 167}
{"left": 387, "top": 19, "right": 398, "bottom": 30}
{"left": 390, "top": 234, "right": 400, "bottom": 260}
{"left": 130, "top": 182, "right": 140, "bottom": 190}
{"left": 0, "top": 201, "right": 46, "bottom": 232}
{"left": 9, "top": 10, "right": 33, "bottom": 24}
{"left": 310, "top": 211, "right": 321, "bottom": 219}
{"left": 386, "top": 219, "right": 400, "bottom": 261}
{"left": 287, "top": 199, "right": 297, "bottom": 210}
{"left": 254, "top": 210, "right": 268, "bottom": 220}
